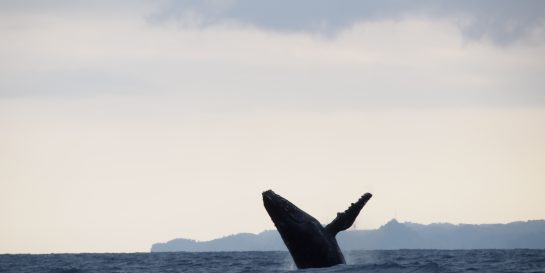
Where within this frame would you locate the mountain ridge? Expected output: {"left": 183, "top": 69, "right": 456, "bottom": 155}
{"left": 151, "top": 219, "right": 545, "bottom": 252}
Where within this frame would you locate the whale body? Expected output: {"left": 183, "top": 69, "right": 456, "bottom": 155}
{"left": 262, "top": 190, "right": 372, "bottom": 269}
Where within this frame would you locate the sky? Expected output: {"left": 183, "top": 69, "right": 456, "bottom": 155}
{"left": 1, "top": 0, "right": 545, "bottom": 254}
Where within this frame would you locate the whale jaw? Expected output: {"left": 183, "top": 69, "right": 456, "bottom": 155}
{"left": 262, "top": 190, "right": 314, "bottom": 229}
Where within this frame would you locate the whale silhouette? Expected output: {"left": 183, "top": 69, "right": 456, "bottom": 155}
{"left": 262, "top": 190, "right": 372, "bottom": 269}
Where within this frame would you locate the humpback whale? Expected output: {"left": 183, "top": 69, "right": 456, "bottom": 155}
{"left": 262, "top": 190, "right": 372, "bottom": 269}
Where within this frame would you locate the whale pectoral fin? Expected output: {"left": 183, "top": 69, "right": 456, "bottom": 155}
{"left": 325, "top": 193, "right": 372, "bottom": 235}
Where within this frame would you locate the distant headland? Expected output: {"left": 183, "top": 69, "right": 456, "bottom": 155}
{"left": 151, "top": 219, "right": 545, "bottom": 252}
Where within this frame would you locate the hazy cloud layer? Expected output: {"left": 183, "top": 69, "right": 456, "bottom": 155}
{"left": 1, "top": 1, "right": 544, "bottom": 107}
{"left": 152, "top": 0, "right": 545, "bottom": 44}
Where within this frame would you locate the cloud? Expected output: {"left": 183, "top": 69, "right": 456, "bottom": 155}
{"left": 0, "top": 0, "right": 544, "bottom": 108}
{"left": 151, "top": 0, "right": 545, "bottom": 44}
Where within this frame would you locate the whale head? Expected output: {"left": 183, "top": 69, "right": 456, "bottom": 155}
{"left": 262, "top": 190, "right": 316, "bottom": 230}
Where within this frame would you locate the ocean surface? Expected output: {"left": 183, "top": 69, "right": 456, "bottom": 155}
{"left": 1, "top": 249, "right": 544, "bottom": 273}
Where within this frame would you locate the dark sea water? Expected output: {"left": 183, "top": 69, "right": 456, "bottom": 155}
{"left": 1, "top": 249, "right": 544, "bottom": 273}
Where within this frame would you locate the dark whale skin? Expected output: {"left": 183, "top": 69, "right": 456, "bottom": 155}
{"left": 262, "top": 190, "right": 372, "bottom": 269}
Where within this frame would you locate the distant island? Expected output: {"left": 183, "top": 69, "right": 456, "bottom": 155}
{"left": 151, "top": 219, "right": 545, "bottom": 252}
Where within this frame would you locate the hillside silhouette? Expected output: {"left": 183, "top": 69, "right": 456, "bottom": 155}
{"left": 151, "top": 219, "right": 545, "bottom": 252}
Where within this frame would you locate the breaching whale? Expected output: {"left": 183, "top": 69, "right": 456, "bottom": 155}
{"left": 262, "top": 190, "right": 372, "bottom": 269}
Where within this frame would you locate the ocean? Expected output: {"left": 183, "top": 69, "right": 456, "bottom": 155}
{"left": 1, "top": 249, "right": 544, "bottom": 273}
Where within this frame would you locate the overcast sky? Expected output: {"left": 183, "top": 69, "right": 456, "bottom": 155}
{"left": 1, "top": 0, "right": 545, "bottom": 253}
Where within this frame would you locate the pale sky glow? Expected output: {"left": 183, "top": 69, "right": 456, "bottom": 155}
{"left": 1, "top": 1, "right": 545, "bottom": 253}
